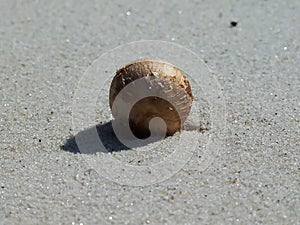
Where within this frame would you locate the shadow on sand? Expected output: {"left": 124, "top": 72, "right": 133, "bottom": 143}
{"left": 61, "top": 120, "right": 202, "bottom": 154}
{"left": 61, "top": 121, "right": 129, "bottom": 154}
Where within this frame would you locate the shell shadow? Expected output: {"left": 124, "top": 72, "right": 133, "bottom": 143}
{"left": 61, "top": 120, "right": 203, "bottom": 154}
{"left": 61, "top": 121, "right": 129, "bottom": 154}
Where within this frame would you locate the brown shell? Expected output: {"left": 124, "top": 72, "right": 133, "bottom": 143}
{"left": 109, "top": 58, "right": 194, "bottom": 137}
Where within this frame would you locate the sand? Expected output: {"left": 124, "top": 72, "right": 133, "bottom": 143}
{"left": 0, "top": 0, "right": 299, "bottom": 224}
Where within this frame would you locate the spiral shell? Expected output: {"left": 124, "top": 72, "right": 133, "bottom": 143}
{"left": 109, "top": 58, "right": 194, "bottom": 137}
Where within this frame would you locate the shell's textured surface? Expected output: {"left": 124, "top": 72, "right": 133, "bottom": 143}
{"left": 109, "top": 58, "right": 194, "bottom": 137}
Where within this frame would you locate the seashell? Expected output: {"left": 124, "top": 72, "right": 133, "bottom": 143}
{"left": 109, "top": 58, "right": 194, "bottom": 137}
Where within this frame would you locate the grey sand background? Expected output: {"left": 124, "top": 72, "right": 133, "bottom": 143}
{"left": 0, "top": 0, "right": 299, "bottom": 224}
